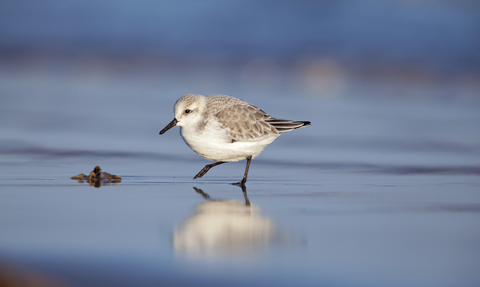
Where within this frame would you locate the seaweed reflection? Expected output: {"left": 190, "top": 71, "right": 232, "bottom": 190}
{"left": 173, "top": 186, "right": 275, "bottom": 258}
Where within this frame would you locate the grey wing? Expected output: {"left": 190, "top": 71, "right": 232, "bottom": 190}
{"left": 215, "top": 104, "right": 280, "bottom": 141}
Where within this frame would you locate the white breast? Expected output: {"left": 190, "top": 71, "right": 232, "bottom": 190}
{"left": 180, "top": 120, "right": 278, "bottom": 162}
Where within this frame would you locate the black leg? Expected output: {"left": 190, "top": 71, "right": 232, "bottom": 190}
{"left": 193, "top": 161, "right": 225, "bottom": 179}
{"left": 233, "top": 156, "right": 252, "bottom": 187}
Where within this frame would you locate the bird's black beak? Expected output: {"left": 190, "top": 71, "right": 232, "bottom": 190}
{"left": 159, "top": 118, "right": 178, "bottom": 134}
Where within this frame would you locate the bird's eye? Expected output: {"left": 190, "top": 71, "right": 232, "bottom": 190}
{"left": 185, "top": 109, "right": 191, "bottom": 114}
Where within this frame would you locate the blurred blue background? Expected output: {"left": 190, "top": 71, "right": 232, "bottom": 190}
{"left": 1, "top": 0, "right": 479, "bottom": 153}
{"left": 1, "top": 0, "right": 479, "bottom": 98}
{"left": 1, "top": 1, "right": 480, "bottom": 287}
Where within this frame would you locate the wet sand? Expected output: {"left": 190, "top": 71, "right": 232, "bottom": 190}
{"left": 1, "top": 169, "right": 479, "bottom": 287}
{"left": 1, "top": 90, "right": 480, "bottom": 286}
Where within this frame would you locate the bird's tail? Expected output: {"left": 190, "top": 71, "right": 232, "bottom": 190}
{"left": 266, "top": 118, "right": 311, "bottom": 134}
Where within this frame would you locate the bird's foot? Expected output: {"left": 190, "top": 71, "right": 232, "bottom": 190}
{"left": 232, "top": 179, "right": 247, "bottom": 188}
{"left": 193, "top": 161, "right": 225, "bottom": 179}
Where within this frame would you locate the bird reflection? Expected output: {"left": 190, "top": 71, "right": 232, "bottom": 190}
{"left": 173, "top": 186, "right": 275, "bottom": 258}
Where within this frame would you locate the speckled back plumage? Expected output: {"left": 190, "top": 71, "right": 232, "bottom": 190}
{"left": 206, "top": 94, "right": 309, "bottom": 142}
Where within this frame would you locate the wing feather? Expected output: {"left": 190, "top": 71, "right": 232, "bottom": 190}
{"left": 209, "top": 95, "right": 310, "bottom": 142}
{"left": 215, "top": 103, "right": 279, "bottom": 141}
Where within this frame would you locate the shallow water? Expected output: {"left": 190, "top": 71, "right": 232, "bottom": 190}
{"left": 1, "top": 60, "right": 480, "bottom": 287}
{"left": 1, "top": 173, "right": 479, "bottom": 287}
{"left": 2, "top": 1, "right": 480, "bottom": 285}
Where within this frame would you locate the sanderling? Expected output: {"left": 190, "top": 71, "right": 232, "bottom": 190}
{"left": 159, "top": 94, "right": 310, "bottom": 186}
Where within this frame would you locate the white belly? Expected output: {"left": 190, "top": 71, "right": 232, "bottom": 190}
{"left": 180, "top": 122, "right": 277, "bottom": 162}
